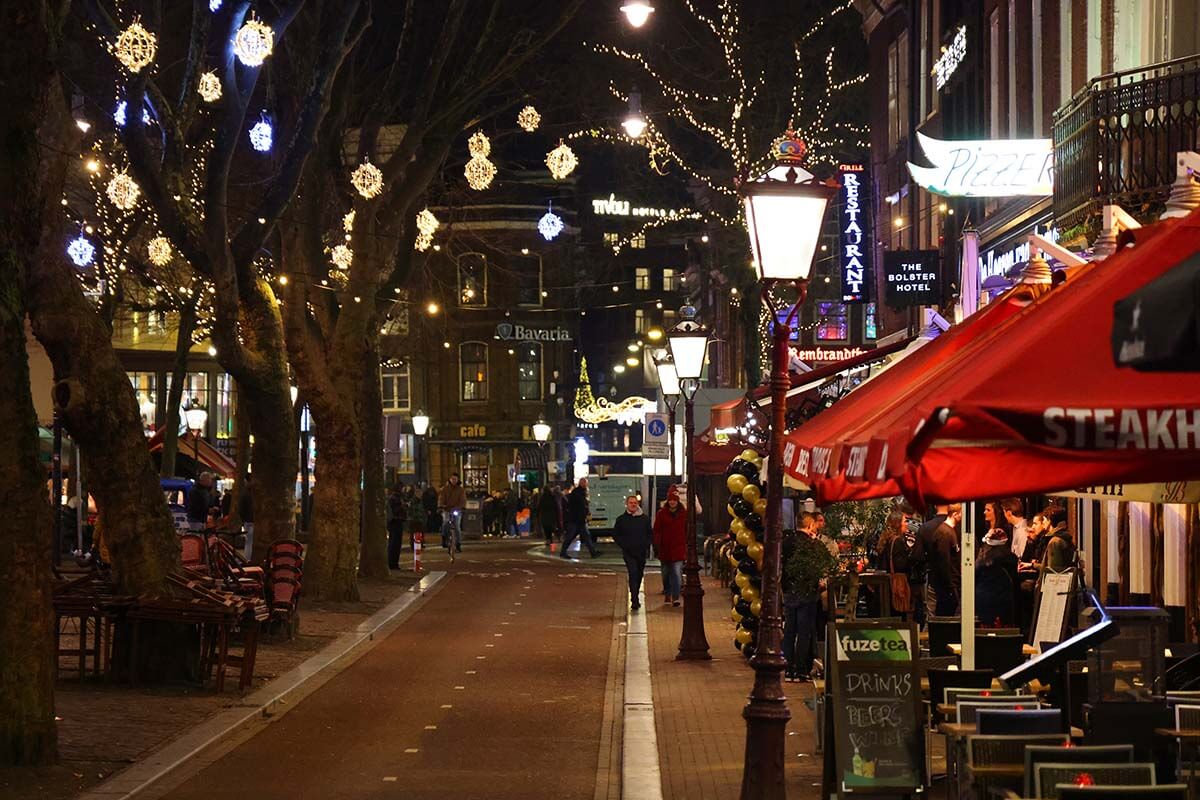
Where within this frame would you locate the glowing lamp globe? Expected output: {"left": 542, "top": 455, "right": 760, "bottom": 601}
{"left": 620, "top": 1, "right": 655, "bottom": 27}
{"left": 666, "top": 305, "right": 710, "bottom": 381}
{"left": 741, "top": 128, "right": 834, "bottom": 283}
{"left": 621, "top": 89, "right": 647, "bottom": 139}
{"left": 532, "top": 420, "right": 552, "bottom": 443}
{"left": 653, "top": 351, "right": 681, "bottom": 397}
{"left": 411, "top": 412, "right": 431, "bottom": 436}
{"left": 184, "top": 405, "right": 208, "bottom": 433}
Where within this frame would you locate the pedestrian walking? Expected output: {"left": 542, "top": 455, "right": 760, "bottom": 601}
{"left": 782, "top": 512, "right": 838, "bottom": 681}
{"left": 438, "top": 475, "right": 467, "bottom": 553}
{"left": 652, "top": 485, "right": 687, "bottom": 606}
{"left": 386, "top": 482, "right": 406, "bottom": 570}
{"left": 928, "top": 504, "right": 963, "bottom": 616}
{"left": 877, "top": 511, "right": 912, "bottom": 620}
{"left": 612, "top": 495, "right": 652, "bottom": 610}
{"left": 561, "top": 477, "right": 600, "bottom": 558}
{"left": 538, "top": 485, "right": 561, "bottom": 546}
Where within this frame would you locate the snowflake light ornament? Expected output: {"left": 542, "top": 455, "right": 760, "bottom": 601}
{"left": 414, "top": 208, "right": 439, "bottom": 252}
{"left": 147, "top": 236, "right": 172, "bottom": 266}
{"left": 114, "top": 20, "right": 157, "bottom": 73}
{"left": 351, "top": 159, "right": 383, "bottom": 199}
{"left": 467, "top": 130, "right": 491, "bottom": 157}
{"left": 233, "top": 17, "right": 273, "bottom": 67}
{"left": 538, "top": 205, "right": 564, "bottom": 241}
{"left": 198, "top": 71, "right": 222, "bottom": 102}
{"left": 106, "top": 170, "right": 141, "bottom": 210}
{"left": 517, "top": 106, "right": 541, "bottom": 133}
{"left": 67, "top": 236, "right": 96, "bottom": 267}
{"left": 343, "top": 210, "right": 355, "bottom": 232}
{"left": 248, "top": 114, "right": 273, "bottom": 152}
{"left": 545, "top": 140, "right": 578, "bottom": 180}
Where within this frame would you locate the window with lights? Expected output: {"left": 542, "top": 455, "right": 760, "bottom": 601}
{"left": 458, "top": 253, "right": 487, "bottom": 306}
{"left": 381, "top": 364, "right": 411, "bottom": 411}
{"left": 603, "top": 232, "right": 620, "bottom": 247}
{"left": 635, "top": 267, "right": 651, "bottom": 290}
{"left": 166, "top": 372, "right": 210, "bottom": 434}
{"left": 865, "top": 302, "right": 878, "bottom": 340}
{"left": 816, "top": 302, "right": 849, "bottom": 341}
{"left": 635, "top": 309, "right": 648, "bottom": 334}
{"left": 127, "top": 372, "right": 157, "bottom": 434}
{"left": 460, "top": 342, "right": 489, "bottom": 401}
{"left": 662, "top": 268, "right": 681, "bottom": 291}
{"left": 215, "top": 374, "right": 236, "bottom": 438}
{"left": 630, "top": 233, "right": 646, "bottom": 249}
{"left": 517, "top": 343, "right": 542, "bottom": 401}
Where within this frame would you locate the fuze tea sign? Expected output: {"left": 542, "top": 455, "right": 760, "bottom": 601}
{"left": 839, "top": 164, "right": 870, "bottom": 303}
{"left": 883, "top": 250, "right": 941, "bottom": 308}
{"left": 826, "top": 622, "right": 923, "bottom": 796}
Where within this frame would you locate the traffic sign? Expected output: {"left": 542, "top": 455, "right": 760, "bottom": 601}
{"left": 643, "top": 412, "right": 669, "bottom": 459}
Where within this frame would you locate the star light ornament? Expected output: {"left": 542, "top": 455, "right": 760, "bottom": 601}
{"left": 248, "top": 114, "right": 273, "bottom": 152}
{"left": 538, "top": 205, "right": 565, "bottom": 241}
{"left": 114, "top": 20, "right": 157, "bottom": 73}
{"left": 517, "top": 106, "right": 541, "bottom": 132}
{"left": 198, "top": 71, "right": 222, "bottom": 102}
{"left": 545, "top": 140, "right": 578, "bottom": 180}
{"left": 67, "top": 236, "right": 96, "bottom": 267}
{"left": 414, "top": 208, "right": 439, "bottom": 252}
{"left": 233, "top": 17, "right": 274, "bottom": 67}
{"left": 147, "top": 236, "right": 172, "bottom": 266}
{"left": 106, "top": 170, "right": 141, "bottom": 210}
{"left": 350, "top": 159, "right": 383, "bottom": 199}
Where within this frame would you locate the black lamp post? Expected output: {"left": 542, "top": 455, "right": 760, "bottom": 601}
{"left": 738, "top": 126, "right": 834, "bottom": 799}
{"left": 666, "top": 305, "right": 712, "bottom": 662}
{"left": 653, "top": 350, "right": 681, "bottom": 482}
{"left": 184, "top": 402, "right": 209, "bottom": 476}
{"left": 412, "top": 411, "right": 431, "bottom": 486}
{"left": 532, "top": 418, "right": 551, "bottom": 488}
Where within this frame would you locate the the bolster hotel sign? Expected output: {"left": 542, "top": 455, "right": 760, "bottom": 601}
{"left": 839, "top": 164, "right": 869, "bottom": 303}
{"left": 907, "top": 132, "right": 1053, "bottom": 197}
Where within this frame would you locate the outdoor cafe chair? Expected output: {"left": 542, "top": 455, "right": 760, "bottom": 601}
{"left": 1034, "top": 762, "right": 1156, "bottom": 799}
{"left": 1055, "top": 785, "right": 1186, "bottom": 800}
{"left": 928, "top": 616, "right": 962, "bottom": 657}
{"left": 958, "top": 699, "right": 1040, "bottom": 727}
{"left": 966, "top": 733, "right": 1067, "bottom": 799}
{"left": 975, "top": 631, "right": 1027, "bottom": 675}
{"left": 180, "top": 533, "right": 208, "bottom": 571}
{"left": 977, "top": 708, "right": 1064, "bottom": 735}
{"left": 1023, "top": 745, "right": 1134, "bottom": 799}
{"left": 944, "top": 686, "right": 1018, "bottom": 706}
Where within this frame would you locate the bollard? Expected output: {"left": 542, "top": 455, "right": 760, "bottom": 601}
{"left": 413, "top": 531, "right": 423, "bottom": 573}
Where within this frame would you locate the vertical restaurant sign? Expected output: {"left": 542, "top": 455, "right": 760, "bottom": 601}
{"left": 839, "top": 164, "right": 869, "bottom": 303}
{"left": 883, "top": 250, "right": 941, "bottom": 308}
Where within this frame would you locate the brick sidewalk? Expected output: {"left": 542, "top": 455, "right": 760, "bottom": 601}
{"left": 645, "top": 574, "right": 824, "bottom": 800}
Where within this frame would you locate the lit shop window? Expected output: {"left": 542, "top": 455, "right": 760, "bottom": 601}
{"left": 517, "top": 343, "right": 542, "bottom": 401}
{"left": 865, "top": 303, "right": 877, "bottom": 341}
{"left": 128, "top": 371, "right": 157, "bottom": 434}
{"left": 460, "top": 342, "right": 488, "bottom": 401}
{"left": 630, "top": 233, "right": 646, "bottom": 249}
{"left": 381, "top": 363, "right": 411, "bottom": 411}
{"left": 815, "top": 302, "right": 848, "bottom": 342}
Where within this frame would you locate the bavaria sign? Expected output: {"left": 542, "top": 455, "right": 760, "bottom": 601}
{"left": 495, "top": 323, "right": 572, "bottom": 342}
{"left": 907, "top": 132, "right": 1053, "bottom": 197}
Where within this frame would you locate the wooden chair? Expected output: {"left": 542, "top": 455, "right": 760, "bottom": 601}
{"left": 966, "top": 733, "right": 1068, "bottom": 799}
{"left": 180, "top": 533, "right": 208, "bottom": 571}
{"left": 978, "top": 708, "right": 1065, "bottom": 735}
{"left": 928, "top": 616, "right": 962, "bottom": 657}
{"left": 1034, "top": 762, "right": 1156, "bottom": 799}
{"left": 927, "top": 667, "right": 994, "bottom": 781}
{"left": 1023, "top": 745, "right": 1134, "bottom": 798}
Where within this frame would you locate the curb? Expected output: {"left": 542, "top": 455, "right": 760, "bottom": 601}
{"left": 622, "top": 589, "right": 665, "bottom": 800}
{"left": 78, "top": 571, "right": 448, "bottom": 800}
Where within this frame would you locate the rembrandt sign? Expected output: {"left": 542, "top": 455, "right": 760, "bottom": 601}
{"left": 907, "top": 132, "right": 1053, "bottom": 197}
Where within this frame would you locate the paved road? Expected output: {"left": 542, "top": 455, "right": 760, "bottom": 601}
{"left": 162, "top": 541, "right": 624, "bottom": 800}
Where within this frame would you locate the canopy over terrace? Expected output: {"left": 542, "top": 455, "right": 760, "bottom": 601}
{"left": 783, "top": 209, "right": 1200, "bottom": 507}
{"left": 147, "top": 426, "right": 238, "bottom": 479}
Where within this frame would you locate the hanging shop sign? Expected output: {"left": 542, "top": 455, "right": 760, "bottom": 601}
{"left": 838, "top": 164, "right": 870, "bottom": 303}
{"left": 907, "top": 132, "right": 1054, "bottom": 197}
{"left": 591, "top": 193, "right": 679, "bottom": 218}
{"left": 932, "top": 26, "right": 968, "bottom": 91}
{"left": 495, "top": 323, "right": 572, "bottom": 342}
{"left": 883, "top": 250, "right": 941, "bottom": 307}
{"left": 1053, "top": 481, "right": 1200, "bottom": 504}
{"left": 790, "top": 346, "right": 867, "bottom": 364}
{"left": 979, "top": 222, "right": 1059, "bottom": 282}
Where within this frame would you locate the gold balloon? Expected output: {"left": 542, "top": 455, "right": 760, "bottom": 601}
{"left": 730, "top": 518, "right": 746, "bottom": 536}
{"left": 741, "top": 584, "right": 760, "bottom": 603}
{"left": 741, "top": 448, "right": 759, "bottom": 462}
{"left": 726, "top": 473, "right": 748, "bottom": 494}
{"left": 750, "top": 599, "right": 762, "bottom": 617}
{"left": 734, "top": 571, "right": 750, "bottom": 589}
{"left": 742, "top": 484, "right": 761, "bottom": 504}
{"left": 726, "top": 504, "right": 736, "bottom": 518}
{"left": 746, "top": 542, "right": 764, "bottom": 563}
{"left": 736, "top": 529, "right": 753, "bottom": 547}
{"left": 753, "top": 498, "right": 768, "bottom": 516}
{"left": 728, "top": 552, "right": 740, "bottom": 569}
{"left": 736, "top": 627, "right": 754, "bottom": 646}
{"left": 730, "top": 607, "right": 743, "bottom": 623}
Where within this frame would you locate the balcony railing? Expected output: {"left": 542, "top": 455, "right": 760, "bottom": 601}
{"left": 1052, "top": 54, "right": 1200, "bottom": 229}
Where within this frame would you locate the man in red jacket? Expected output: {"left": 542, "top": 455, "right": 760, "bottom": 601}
{"left": 652, "top": 485, "right": 687, "bottom": 607}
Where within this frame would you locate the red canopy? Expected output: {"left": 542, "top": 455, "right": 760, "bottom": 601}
{"left": 148, "top": 427, "right": 238, "bottom": 478}
{"left": 785, "top": 211, "right": 1200, "bottom": 506}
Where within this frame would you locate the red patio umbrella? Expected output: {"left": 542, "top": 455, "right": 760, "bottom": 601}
{"left": 790, "top": 211, "right": 1200, "bottom": 506}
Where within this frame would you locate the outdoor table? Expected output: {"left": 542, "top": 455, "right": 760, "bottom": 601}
{"left": 947, "top": 642, "right": 1038, "bottom": 657}
{"left": 1155, "top": 728, "right": 1200, "bottom": 799}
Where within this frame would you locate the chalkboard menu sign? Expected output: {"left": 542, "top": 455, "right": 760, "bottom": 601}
{"left": 826, "top": 621, "right": 924, "bottom": 796}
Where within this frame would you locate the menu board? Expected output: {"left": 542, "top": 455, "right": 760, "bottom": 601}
{"left": 827, "top": 621, "right": 923, "bottom": 796}
{"left": 1031, "top": 570, "right": 1076, "bottom": 652}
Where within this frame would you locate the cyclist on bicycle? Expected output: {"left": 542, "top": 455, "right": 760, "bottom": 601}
{"left": 438, "top": 474, "right": 467, "bottom": 554}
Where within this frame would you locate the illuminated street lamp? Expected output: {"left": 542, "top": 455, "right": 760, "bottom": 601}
{"left": 532, "top": 419, "right": 552, "bottom": 488}
{"left": 738, "top": 126, "right": 834, "bottom": 797}
{"left": 666, "top": 305, "right": 711, "bottom": 662}
{"left": 622, "top": 89, "right": 647, "bottom": 139}
{"left": 184, "top": 402, "right": 208, "bottom": 477}
{"left": 412, "top": 411, "right": 431, "bottom": 485}
{"left": 653, "top": 350, "right": 680, "bottom": 480}
{"left": 620, "top": 1, "right": 654, "bottom": 28}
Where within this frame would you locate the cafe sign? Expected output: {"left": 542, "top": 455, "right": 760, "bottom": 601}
{"left": 907, "top": 132, "right": 1053, "bottom": 197}
{"left": 495, "top": 323, "right": 572, "bottom": 342}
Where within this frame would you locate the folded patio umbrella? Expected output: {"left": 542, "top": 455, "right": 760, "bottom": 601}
{"left": 1112, "top": 249, "right": 1200, "bottom": 371}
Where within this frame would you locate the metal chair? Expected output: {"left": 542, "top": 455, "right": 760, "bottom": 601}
{"left": 1055, "top": 786, "right": 1185, "bottom": 800}
{"left": 1035, "top": 763, "right": 1156, "bottom": 799}
{"left": 1023, "top": 745, "right": 1134, "bottom": 799}
{"left": 977, "top": 708, "right": 1064, "bottom": 735}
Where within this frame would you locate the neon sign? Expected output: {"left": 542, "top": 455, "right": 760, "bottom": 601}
{"left": 907, "top": 132, "right": 1053, "bottom": 197}
{"left": 932, "top": 26, "right": 967, "bottom": 91}
{"left": 838, "top": 165, "right": 869, "bottom": 303}
{"left": 591, "top": 193, "right": 678, "bottom": 218}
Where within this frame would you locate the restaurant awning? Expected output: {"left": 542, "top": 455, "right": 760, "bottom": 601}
{"left": 1112, "top": 249, "right": 1200, "bottom": 371}
{"left": 786, "top": 210, "right": 1200, "bottom": 506}
{"left": 148, "top": 427, "right": 238, "bottom": 479}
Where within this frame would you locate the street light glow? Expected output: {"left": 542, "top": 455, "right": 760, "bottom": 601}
{"left": 620, "top": 1, "right": 654, "bottom": 27}
{"left": 426, "top": 301, "right": 440, "bottom": 315}
{"left": 412, "top": 411, "right": 430, "bottom": 436}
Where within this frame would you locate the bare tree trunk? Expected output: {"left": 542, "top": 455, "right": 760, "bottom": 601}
{"left": 307, "top": 417, "right": 362, "bottom": 600}
{"left": 358, "top": 334, "right": 388, "bottom": 579}
{"left": 227, "top": 380, "right": 249, "bottom": 533}
{"left": 0, "top": 0, "right": 58, "bottom": 757}
{"left": 159, "top": 308, "right": 196, "bottom": 478}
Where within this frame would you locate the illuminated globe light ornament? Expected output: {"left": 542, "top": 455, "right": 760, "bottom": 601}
{"left": 147, "top": 236, "right": 172, "bottom": 266}
{"left": 538, "top": 205, "right": 564, "bottom": 241}
{"left": 106, "top": 170, "right": 141, "bottom": 210}
{"left": 351, "top": 159, "right": 383, "bottom": 199}
{"left": 517, "top": 105, "right": 541, "bottom": 133}
{"left": 233, "top": 17, "right": 274, "bottom": 67}
{"left": 464, "top": 130, "right": 497, "bottom": 191}
{"left": 620, "top": 1, "right": 655, "bottom": 27}
{"left": 468, "top": 130, "right": 491, "bottom": 158}
{"left": 414, "top": 207, "right": 439, "bottom": 252}
{"left": 67, "top": 236, "right": 96, "bottom": 267}
{"left": 114, "top": 20, "right": 157, "bottom": 73}
{"left": 198, "top": 71, "right": 222, "bottom": 103}
{"left": 248, "top": 113, "right": 273, "bottom": 152}
{"left": 545, "top": 139, "right": 578, "bottom": 180}
{"left": 330, "top": 244, "right": 353, "bottom": 270}
{"left": 209, "top": 0, "right": 222, "bottom": 10}
{"left": 113, "top": 100, "right": 151, "bottom": 127}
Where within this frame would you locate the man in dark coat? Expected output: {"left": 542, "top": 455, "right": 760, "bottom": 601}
{"left": 928, "top": 504, "right": 963, "bottom": 617}
{"left": 908, "top": 503, "right": 949, "bottom": 625}
{"left": 561, "top": 477, "right": 599, "bottom": 558}
{"left": 538, "top": 486, "right": 562, "bottom": 546}
{"left": 612, "top": 495, "right": 652, "bottom": 610}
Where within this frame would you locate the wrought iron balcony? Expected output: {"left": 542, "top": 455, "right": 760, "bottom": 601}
{"left": 1052, "top": 54, "right": 1200, "bottom": 230}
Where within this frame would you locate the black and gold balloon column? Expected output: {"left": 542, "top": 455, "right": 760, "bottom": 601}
{"left": 725, "top": 449, "right": 766, "bottom": 659}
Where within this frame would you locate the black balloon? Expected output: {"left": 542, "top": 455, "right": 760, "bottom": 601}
{"left": 731, "top": 497, "right": 753, "bottom": 517}
{"left": 735, "top": 599, "right": 751, "bottom": 616}
{"left": 741, "top": 616, "right": 758, "bottom": 631}
{"left": 733, "top": 638, "right": 743, "bottom": 651}
{"left": 738, "top": 559, "right": 759, "bottom": 577}
{"left": 742, "top": 511, "right": 764, "bottom": 532}
{"left": 730, "top": 581, "right": 741, "bottom": 595}
{"left": 730, "top": 459, "right": 760, "bottom": 481}
{"left": 732, "top": 544, "right": 748, "bottom": 560}
{"left": 743, "top": 645, "right": 756, "bottom": 659}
